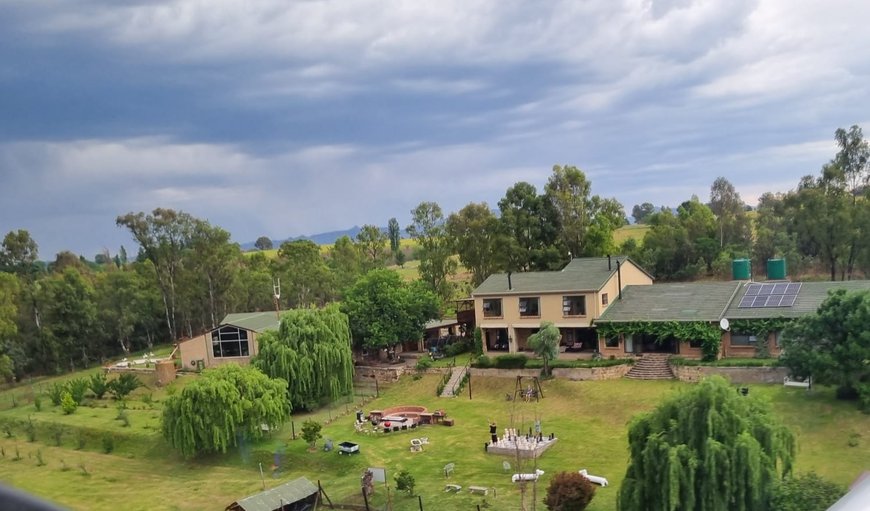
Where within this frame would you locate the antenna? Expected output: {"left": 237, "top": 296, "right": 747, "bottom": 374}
{"left": 272, "top": 277, "right": 281, "bottom": 320}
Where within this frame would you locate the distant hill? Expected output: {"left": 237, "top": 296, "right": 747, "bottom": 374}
{"left": 240, "top": 226, "right": 388, "bottom": 251}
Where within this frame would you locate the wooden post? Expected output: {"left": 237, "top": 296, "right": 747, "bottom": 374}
{"left": 291, "top": 421, "right": 296, "bottom": 440}
{"left": 362, "top": 487, "right": 370, "bottom": 511}
{"left": 468, "top": 372, "right": 472, "bottom": 400}
{"left": 418, "top": 495, "right": 423, "bottom": 510}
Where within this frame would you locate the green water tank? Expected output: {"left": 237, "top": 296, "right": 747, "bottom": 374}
{"left": 767, "top": 258, "right": 787, "bottom": 280}
{"left": 732, "top": 259, "right": 751, "bottom": 280}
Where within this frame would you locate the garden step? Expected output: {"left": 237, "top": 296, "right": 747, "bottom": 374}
{"left": 624, "top": 355, "right": 675, "bottom": 380}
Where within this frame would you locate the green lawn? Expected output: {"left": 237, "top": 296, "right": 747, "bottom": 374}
{"left": 613, "top": 224, "right": 650, "bottom": 245}
{"left": 0, "top": 373, "right": 867, "bottom": 510}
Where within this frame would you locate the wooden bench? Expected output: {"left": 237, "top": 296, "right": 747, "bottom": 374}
{"left": 444, "top": 484, "right": 462, "bottom": 493}
{"left": 783, "top": 376, "right": 811, "bottom": 389}
{"left": 468, "top": 486, "right": 489, "bottom": 495}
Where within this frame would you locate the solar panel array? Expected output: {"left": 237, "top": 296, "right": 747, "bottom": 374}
{"left": 737, "top": 282, "right": 801, "bottom": 308}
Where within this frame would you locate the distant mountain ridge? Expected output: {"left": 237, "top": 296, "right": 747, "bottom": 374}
{"left": 240, "top": 225, "right": 388, "bottom": 250}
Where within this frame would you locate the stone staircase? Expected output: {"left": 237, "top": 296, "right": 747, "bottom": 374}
{"left": 440, "top": 366, "right": 468, "bottom": 397}
{"left": 625, "top": 353, "right": 675, "bottom": 380}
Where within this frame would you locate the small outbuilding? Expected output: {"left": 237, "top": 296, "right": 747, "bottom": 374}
{"left": 225, "top": 477, "right": 319, "bottom": 511}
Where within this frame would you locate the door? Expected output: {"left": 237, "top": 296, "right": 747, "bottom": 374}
{"left": 624, "top": 334, "right": 634, "bottom": 354}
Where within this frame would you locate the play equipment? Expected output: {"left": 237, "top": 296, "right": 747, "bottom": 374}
{"left": 579, "top": 469, "right": 609, "bottom": 487}
{"left": 512, "top": 376, "right": 544, "bottom": 402}
{"left": 512, "top": 469, "right": 545, "bottom": 483}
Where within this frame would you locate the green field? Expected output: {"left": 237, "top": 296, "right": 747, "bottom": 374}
{"left": 0, "top": 370, "right": 866, "bottom": 510}
{"left": 612, "top": 224, "right": 650, "bottom": 245}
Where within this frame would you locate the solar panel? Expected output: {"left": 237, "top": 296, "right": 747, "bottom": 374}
{"left": 745, "top": 284, "right": 761, "bottom": 296}
{"left": 737, "top": 282, "right": 801, "bottom": 308}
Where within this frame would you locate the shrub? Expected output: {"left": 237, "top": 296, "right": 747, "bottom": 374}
{"left": 46, "top": 383, "right": 65, "bottom": 406}
{"left": 35, "top": 449, "right": 45, "bottom": 467}
{"left": 770, "top": 472, "right": 845, "bottom": 511}
{"left": 545, "top": 471, "right": 595, "bottom": 511}
{"left": 75, "top": 432, "right": 86, "bottom": 450}
{"left": 493, "top": 354, "right": 529, "bottom": 369}
{"left": 101, "top": 434, "right": 115, "bottom": 454}
{"left": 33, "top": 395, "right": 42, "bottom": 412}
{"left": 394, "top": 469, "right": 416, "bottom": 496}
{"left": 67, "top": 378, "right": 90, "bottom": 404}
{"left": 472, "top": 327, "right": 483, "bottom": 357}
{"left": 61, "top": 391, "right": 77, "bottom": 415}
{"left": 108, "top": 373, "right": 143, "bottom": 400}
{"left": 415, "top": 357, "right": 433, "bottom": 371}
{"left": 89, "top": 373, "right": 109, "bottom": 399}
{"left": 474, "top": 355, "right": 492, "bottom": 368}
{"left": 50, "top": 424, "right": 65, "bottom": 446}
{"left": 300, "top": 420, "right": 322, "bottom": 449}
{"left": 24, "top": 417, "right": 36, "bottom": 442}
{"left": 444, "top": 340, "right": 470, "bottom": 357}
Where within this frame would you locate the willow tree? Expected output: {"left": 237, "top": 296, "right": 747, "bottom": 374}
{"left": 162, "top": 364, "right": 289, "bottom": 458}
{"left": 618, "top": 376, "right": 794, "bottom": 511}
{"left": 253, "top": 305, "right": 354, "bottom": 411}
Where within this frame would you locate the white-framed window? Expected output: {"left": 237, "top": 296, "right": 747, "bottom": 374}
{"left": 211, "top": 326, "right": 250, "bottom": 358}
{"left": 482, "top": 298, "right": 502, "bottom": 317}
{"left": 562, "top": 295, "right": 587, "bottom": 316}
{"left": 518, "top": 297, "right": 540, "bottom": 317}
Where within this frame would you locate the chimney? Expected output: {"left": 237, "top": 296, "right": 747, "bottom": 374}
{"left": 617, "top": 260, "right": 622, "bottom": 300}
{"left": 507, "top": 272, "right": 512, "bottom": 290}
{"left": 607, "top": 255, "right": 612, "bottom": 271}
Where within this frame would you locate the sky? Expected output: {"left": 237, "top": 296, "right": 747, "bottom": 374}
{"left": 1, "top": 0, "right": 870, "bottom": 258}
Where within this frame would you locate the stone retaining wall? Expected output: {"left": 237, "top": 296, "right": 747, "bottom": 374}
{"left": 354, "top": 365, "right": 408, "bottom": 383}
{"left": 552, "top": 364, "right": 633, "bottom": 381}
{"left": 469, "top": 368, "right": 542, "bottom": 378}
{"left": 671, "top": 365, "right": 788, "bottom": 384}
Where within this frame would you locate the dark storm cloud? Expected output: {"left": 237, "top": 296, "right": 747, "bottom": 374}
{"left": 1, "top": 0, "right": 869, "bottom": 257}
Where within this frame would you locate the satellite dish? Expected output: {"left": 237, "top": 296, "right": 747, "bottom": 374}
{"left": 719, "top": 318, "right": 730, "bottom": 331}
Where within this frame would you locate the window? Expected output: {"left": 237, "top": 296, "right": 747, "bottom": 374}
{"left": 601, "top": 293, "right": 609, "bottom": 306}
{"left": 562, "top": 295, "right": 587, "bottom": 316}
{"left": 211, "top": 326, "right": 250, "bottom": 358}
{"left": 689, "top": 339, "right": 703, "bottom": 348}
{"left": 730, "top": 331, "right": 757, "bottom": 346}
{"left": 518, "top": 297, "right": 540, "bottom": 317}
{"left": 774, "top": 331, "right": 781, "bottom": 348}
{"left": 605, "top": 335, "right": 619, "bottom": 348}
{"left": 482, "top": 299, "right": 502, "bottom": 317}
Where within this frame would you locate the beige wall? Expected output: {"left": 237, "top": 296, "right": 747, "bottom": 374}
{"left": 178, "top": 328, "right": 261, "bottom": 370}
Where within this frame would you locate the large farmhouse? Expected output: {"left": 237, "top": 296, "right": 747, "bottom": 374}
{"left": 471, "top": 256, "right": 653, "bottom": 354}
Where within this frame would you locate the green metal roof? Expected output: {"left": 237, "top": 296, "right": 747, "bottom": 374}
{"left": 473, "top": 256, "right": 647, "bottom": 295}
{"left": 227, "top": 477, "right": 318, "bottom": 511}
{"left": 596, "top": 282, "right": 741, "bottom": 323}
{"left": 723, "top": 280, "right": 870, "bottom": 320}
{"left": 221, "top": 312, "right": 281, "bottom": 333}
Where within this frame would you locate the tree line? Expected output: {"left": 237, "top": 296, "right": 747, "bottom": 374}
{"left": 1, "top": 126, "right": 868, "bottom": 379}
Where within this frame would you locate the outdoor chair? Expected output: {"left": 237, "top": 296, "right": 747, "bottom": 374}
{"left": 443, "top": 463, "right": 455, "bottom": 478}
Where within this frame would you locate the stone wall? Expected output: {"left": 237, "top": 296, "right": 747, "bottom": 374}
{"left": 671, "top": 365, "right": 788, "bottom": 384}
{"left": 354, "top": 365, "right": 408, "bottom": 383}
{"left": 469, "top": 368, "right": 542, "bottom": 378}
{"left": 552, "top": 364, "right": 633, "bottom": 381}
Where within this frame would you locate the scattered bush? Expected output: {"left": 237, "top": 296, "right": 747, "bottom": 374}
{"left": 61, "top": 391, "right": 77, "bottom": 415}
{"left": 67, "top": 378, "right": 90, "bottom": 404}
{"left": 24, "top": 417, "right": 36, "bottom": 442}
{"left": 35, "top": 449, "right": 45, "bottom": 467}
{"left": 50, "top": 424, "right": 65, "bottom": 446}
{"left": 108, "top": 374, "right": 143, "bottom": 400}
{"left": 545, "top": 471, "right": 596, "bottom": 511}
{"left": 89, "top": 373, "right": 109, "bottom": 399}
{"left": 770, "top": 472, "right": 845, "bottom": 511}
{"left": 33, "top": 395, "right": 42, "bottom": 411}
{"left": 669, "top": 357, "right": 778, "bottom": 367}
{"left": 3, "top": 421, "right": 14, "bottom": 438}
{"left": 300, "top": 420, "right": 322, "bottom": 449}
{"left": 415, "top": 357, "right": 433, "bottom": 371}
{"left": 75, "top": 432, "right": 86, "bottom": 450}
{"left": 394, "top": 469, "right": 416, "bottom": 496}
{"left": 46, "top": 383, "right": 65, "bottom": 406}
{"left": 101, "top": 434, "right": 115, "bottom": 454}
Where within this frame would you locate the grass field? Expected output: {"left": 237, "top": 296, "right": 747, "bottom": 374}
{"left": 1, "top": 370, "right": 867, "bottom": 510}
{"left": 612, "top": 224, "right": 650, "bottom": 245}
